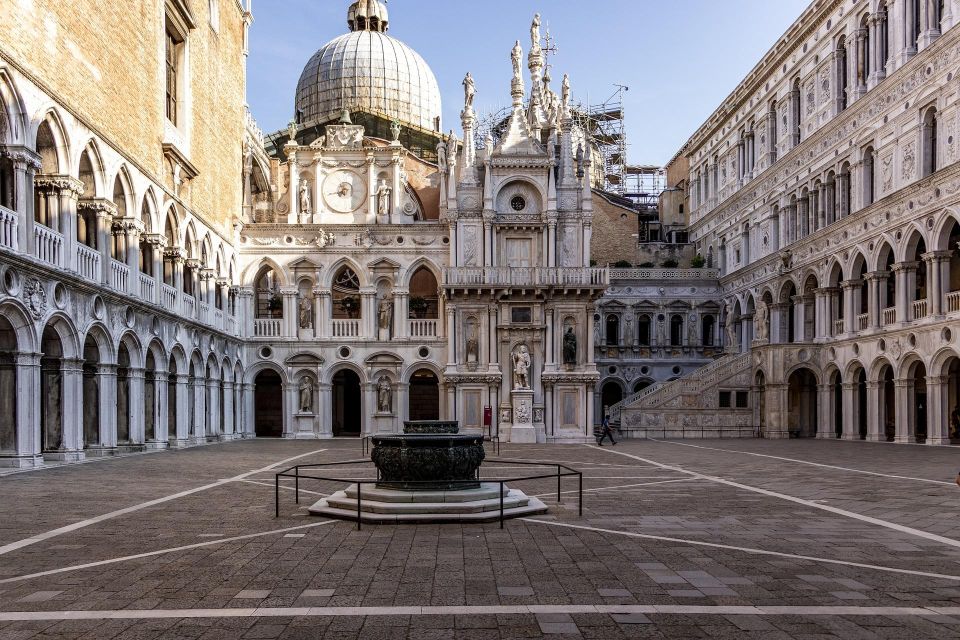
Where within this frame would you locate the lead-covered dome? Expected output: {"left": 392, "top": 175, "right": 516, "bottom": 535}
{"left": 295, "top": 1, "right": 442, "bottom": 133}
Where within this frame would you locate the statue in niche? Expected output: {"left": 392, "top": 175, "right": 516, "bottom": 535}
{"left": 377, "top": 297, "right": 393, "bottom": 331}
{"left": 436, "top": 139, "right": 447, "bottom": 172}
{"left": 755, "top": 301, "right": 769, "bottom": 341}
{"left": 512, "top": 345, "right": 531, "bottom": 389}
{"left": 562, "top": 327, "right": 577, "bottom": 366}
{"left": 466, "top": 321, "right": 479, "bottom": 363}
{"left": 377, "top": 376, "right": 393, "bottom": 413}
{"left": 299, "top": 377, "right": 314, "bottom": 414}
{"left": 530, "top": 13, "right": 541, "bottom": 51}
{"left": 298, "top": 179, "right": 311, "bottom": 219}
{"left": 724, "top": 303, "right": 738, "bottom": 350}
{"left": 624, "top": 316, "right": 634, "bottom": 346}
{"left": 688, "top": 315, "right": 698, "bottom": 346}
{"left": 376, "top": 180, "right": 392, "bottom": 217}
{"left": 298, "top": 295, "right": 313, "bottom": 329}
{"left": 511, "top": 41, "right": 523, "bottom": 83}
{"left": 462, "top": 72, "right": 476, "bottom": 110}
{"left": 657, "top": 317, "right": 666, "bottom": 346}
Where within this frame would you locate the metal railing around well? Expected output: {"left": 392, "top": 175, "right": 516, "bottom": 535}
{"left": 274, "top": 458, "right": 582, "bottom": 530}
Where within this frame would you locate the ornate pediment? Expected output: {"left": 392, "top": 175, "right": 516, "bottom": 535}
{"left": 285, "top": 353, "right": 325, "bottom": 367}
{"left": 324, "top": 124, "right": 365, "bottom": 150}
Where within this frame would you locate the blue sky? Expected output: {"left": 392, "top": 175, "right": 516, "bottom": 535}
{"left": 247, "top": 0, "right": 810, "bottom": 166}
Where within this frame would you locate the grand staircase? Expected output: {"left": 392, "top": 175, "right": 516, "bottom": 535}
{"left": 608, "top": 352, "right": 755, "bottom": 438}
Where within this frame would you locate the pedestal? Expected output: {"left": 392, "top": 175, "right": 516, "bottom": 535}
{"left": 373, "top": 412, "right": 396, "bottom": 434}
{"left": 509, "top": 389, "right": 536, "bottom": 443}
{"left": 292, "top": 413, "right": 320, "bottom": 439}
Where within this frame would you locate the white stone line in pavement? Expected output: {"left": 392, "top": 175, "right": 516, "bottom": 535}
{"left": 0, "top": 603, "right": 953, "bottom": 621}
{"left": 239, "top": 479, "right": 329, "bottom": 497}
{"left": 591, "top": 446, "right": 960, "bottom": 551}
{"left": 650, "top": 439, "right": 954, "bottom": 485}
{"left": 0, "top": 520, "right": 338, "bottom": 586}
{"left": 532, "top": 478, "right": 695, "bottom": 499}
{"left": 521, "top": 518, "right": 960, "bottom": 582}
{"left": 0, "top": 449, "right": 328, "bottom": 558}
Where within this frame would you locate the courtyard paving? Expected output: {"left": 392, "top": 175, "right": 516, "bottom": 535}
{"left": 2, "top": 437, "right": 960, "bottom": 638}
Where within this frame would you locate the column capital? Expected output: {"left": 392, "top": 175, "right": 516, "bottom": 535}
{"left": 34, "top": 174, "right": 85, "bottom": 197}
{"left": 164, "top": 247, "right": 187, "bottom": 262}
{"left": 840, "top": 279, "right": 863, "bottom": 289}
{"left": 892, "top": 261, "right": 920, "bottom": 272}
{"left": 77, "top": 198, "right": 118, "bottom": 219}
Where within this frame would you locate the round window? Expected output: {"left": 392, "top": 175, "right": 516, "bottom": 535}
{"left": 418, "top": 346, "right": 430, "bottom": 358}
{"left": 259, "top": 347, "right": 273, "bottom": 359}
{"left": 339, "top": 346, "right": 351, "bottom": 359}
{"left": 511, "top": 195, "right": 526, "bottom": 211}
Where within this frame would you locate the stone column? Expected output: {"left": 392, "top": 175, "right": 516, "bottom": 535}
{"left": 154, "top": 368, "right": 169, "bottom": 444}
{"left": 816, "top": 384, "right": 834, "bottom": 439}
{"left": 841, "top": 280, "right": 860, "bottom": 334}
{"left": 128, "top": 368, "right": 145, "bottom": 445}
{"left": 280, "top": 287, "right": 298, "bottom": 337}
{"left": 893, "top": 262, "right": 916, "bottom": 323}
{"left": 865, "top": 380, "right": 883, "bottom": 441}
{"left": 96, "top": 205, "right": 116, "bottom": 284}
{"left": 924, "top": 251, "right": 950, "bottom": 316}
{"left": 13, "top": 353, "right": 42, "bottom": 465}
{"left": 315, "top": 290, "right": 330, "bottom": 338}
{"left": 905, "top": 0, "right": 919, "bottom": 58}
{"left": 208, "top": 377, "right": 221, "bottom": 437}
{"left": 97, "top": 364, "right": 118, "bottom": 450}
{"left": 60, "top": 357, "right": 85, "bottom": 459}
{"left": 894, "top": 378, "right": 912, "bottom": 443}
{"left": 55, "top": 178, "right": 83, "bottom": 272}
{"left": 446, "top": 305, "right": 456, "bottom": 367}
{"left": 841, "top": 382, "right": 860, "bottom": 440}
{"left": 927, "top": 375, "right": 949, "bottom": 444}
{"left": 865, "top": 272, "right": 883, "bottom": 329}
{"left": 817, "top": 183, "right": 827, "bottom": 230}
{"left": 124, "top": 219, "right": 143, "bottom": 296}
{"left": 394, "top": 289, "right": 409, "bottom": 339}
{"left": 838, "top": 173, "right": 850, "bottom": 218}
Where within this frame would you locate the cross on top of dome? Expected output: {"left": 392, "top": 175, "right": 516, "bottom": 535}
{"left": 347, "top": 0, "right": 389, "bottom": 33}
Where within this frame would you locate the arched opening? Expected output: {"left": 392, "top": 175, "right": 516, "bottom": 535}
{"left": 139, "top": 198, "right": 154, "bottom": 277}
{"left": 858, "top": 14, "right": 871, "bottom": 87}
{"left": 408, "top": 370, "right": 440, "bottom": 420}
{"left": 943, "top": 356, "right": 960, "bottom": 441}
{"left": 188, "top": 360, "right": 197, "bottom": 438}
{"left": 110, "top": 175, "right": 129, "bottom": 262}
{"left": 332, "top": 369, "right": 362, "bottom": 437}
{"left": 33, "top": 121, "right": 63, "bottom": 232}
{"left": 905, "top": 232, "right": 928, "bottom": 319}
{"left": 831, "top": 370, "right": 842, "bottom": 438}
{"left": 144, "top": 352, "right": 156, "bottom": 442}
{"left": 828, "top": 262, "right": 844, "bottom": 336}
{"left": 780, "top": 282, "right": 797, "bottom": 343}
{"left": 332, "top": 266, "right": 361, "bottom": 320}
{"left": 787, "top": 368, "right": 818, "bottom": 437}
{"left": 82, "top": 335, "right": 100, "bottom": 448}
{"left": 802, "top": 275, "right": 818, "bottom": 342}
{"left": 637, "top": 314, "right": 651, "bottom": 346}
{"left": 255, "top": 265, "right": 283, "bottom": 319}
{"left": 0, "top": 315, "right": 17, "bottom": 453}
{"left": 791, "top": 78, "right": 801, "bottom": 145}
{"left": 254, "top": 370, "right": 283, "bottom": 438}
{"left": 941, "top": 219, "right": 960, "bottom": 309}
{"left": 605, "top": 314, "right": 620, "bottom": 347}
{"left": 40, "top": 325, "right": 64, "bottom": 453}
{"left": 77, "top": 150, "right": 98, "bottom": 248}
{"left": 857, "top": 367, "right": 868, "bottom": 440}
{"left": 116, "top": 343, "right": 131, "bottom": 444}
{"left": 838, "top": 162, "right": 851, "bottom": 219}
{"left": 163, "top": 210, "right": 178, "bottom": 287}
{"left": 836, "top": 36, "right": 848, "bottom": 112}
{"left": 600, "top": 380, "right": 623, "bottom": 418}
{"left": 408, "top": 267, "right": 439, "bottom": 319}
{"left": 906, "top": 360, "right": 928, "bottom": 443}
{"left": 878, "top": 243, "right": 896, "bottom": 324}
{"left": 878, "top": 362, "right": 896, "bottom": 441}
{"left": 670, "top": 314, "right": 684, "bottom": 346}
{"left": 167, "top": 358, "right": 178, "bottom": 443}
{"left": 633, "top": 379, "right": 653, "bottom": 394}
{"left": 862, "top": 146, "right": 875, "bottom": 208}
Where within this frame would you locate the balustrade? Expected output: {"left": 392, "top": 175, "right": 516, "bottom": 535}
{"left": 947, "top": 291, "right": 960, "bottom": 313}
{"left": 882, "top": 306, "right": 896, "bottom": 325}
{"left": 857, "top": 313, "right": 869, "bottom": 330}
{"left": 138, "top": 273, "right": 155, "bottom": 302}
{"left": 0, "top": 205, "right": 17, "bottom": 251}
{"left": 444, "top": 266, "right": 608, "bottom": 288}
{"left": 110, "top": 259, "right": 129, "bottom": 292}
{"left": 182, "top": 294, "right": 196, "bottom": 319}
{"left": 33, "top": 224, "right": 63, "bottom": 267}
{"left": 161, "top": 284, "right": 177, "bottom": 310}
{"left": 912, "top": 299, "right": 928, "bottom": 320}
{"left": 833, "top": 319, "right": 844, "bottom": 335}
{"left": 409, "top": 319, "right": 439, "bottom": 338}
{"left": 198, "top": 301, "right": 209, "bottom": 324}
{"left": 332, "top": 319, "right": 361, "bottom": 338}
{"left": 76, "top": 244, "right": 100, "bottom": 281}
{"left": 253, "top": 318, "right": 281, "bottom": 338}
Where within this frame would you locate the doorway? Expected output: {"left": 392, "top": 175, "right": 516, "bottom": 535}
{"left": 333, "top": 369, "right": 362, "bottom": 436}
{"left": 409, "top": 369, "right": 440, "bottom": 420}
{"left": 254, "top": 370, "right": 283, "bottom": 437}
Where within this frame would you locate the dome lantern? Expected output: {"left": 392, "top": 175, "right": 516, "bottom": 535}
{"left": 347, "top": 0, "right": 389, "bottom": 33}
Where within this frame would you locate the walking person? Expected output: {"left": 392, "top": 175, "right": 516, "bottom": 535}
{"left": 598, "top": 414, "right": 617, "bottom": 446}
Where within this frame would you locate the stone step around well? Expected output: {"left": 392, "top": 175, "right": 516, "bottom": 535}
{"left": 342, "top": 482, "right": 509, "bottom": 504}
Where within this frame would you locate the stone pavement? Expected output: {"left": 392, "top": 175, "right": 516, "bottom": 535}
{"left": 3, "top": 438, "right": 960, "bottom": 638}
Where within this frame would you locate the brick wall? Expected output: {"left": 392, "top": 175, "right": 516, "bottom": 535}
{"left": 590, "top": 191, "right": 637, "bottom": 265}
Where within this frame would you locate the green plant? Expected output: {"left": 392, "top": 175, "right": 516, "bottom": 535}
{"left": 638, "top": 261, "right": 655, "bottom": 268}
{"left": 661, "top": 258, "right": 679, "bottom": 268}
{"left": 339, "top": 295, "right": 359, "bottom": 318}
{"left": 409, "top": 296, "right": 429, "bottom": 319}
{"left": 612, "top": 260, "right": 633, "bottom": 268}
{"left": 589, "top": 259, "right": 597, "bottom": 267}
{"left": 690, "top": 254, "right": 706, "bottom": 268}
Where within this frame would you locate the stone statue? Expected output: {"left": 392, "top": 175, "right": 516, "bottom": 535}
{"left": 755, "top": 301, "right": 769, "bottom": 341}
{"left": 287, "top": 119, "right": 298, "bottom": 143}
{"left": 299, "top": 377, "right": 314, "bottom": 413}
{"left": 436, "top": 139, "right": 447, "bottom": 172}
{"left": 562, "top": 327, "right": 577, "bottom": 366}
{"left": 657, "top": 317, "right": 666, "bottom": 346}
{"left": 377, "top": 376, "right": 393, "bottom": 413}
{"left": 462, "top": 72, "right": 476, "bottom": 110}
{"left": 512, "top": 344, "right": 531, "bottom": 389}
{"left": 561, "top": 74, "right": 571, "bottom": 110}
{"left": 298, "top": 179, "right": 311, "bottom": 217}
{"left": 376, "top": 180, "right": 392, "bottom": 217}
{"left": 511, "top": 41, "right": 523, "bottom": 83}
{"left": 688, "top": 315, "right": 698, "bottom": 345}
{"left": 446, "top": 132, "right": 459, "bottom": 171}
{"left": 466, "top": 322, "right": 479, "bottom": 362}
{"left": 724, "top": 304, "right": 738, "bottom": 350}
{"left": 530, "top": 13, "right": 541, "bottom": 51}
{"left": 390, "top": 119, "right": 401, "bottom": 143}
{"left": 298, "top": 295, "right": 312, "bottom": 329}
{"left": 377, "top": 298, "right": 393, "bottom": 331}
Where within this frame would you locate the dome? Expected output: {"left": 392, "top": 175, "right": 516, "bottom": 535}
{"left": 295, "top": 2, "right": 442, "bottom": 133}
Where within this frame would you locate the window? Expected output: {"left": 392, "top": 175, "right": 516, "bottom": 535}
{"left": 862, "top": 147, "right": 875, "bottom": 206}
{"left": 165, "top": 25, "right": 183, "bottom": 125}
{"left": 670, "top": 315, "right": 683, "bottom": 346}
{"left": 922, "top": 106, "right": 938, "bottom": 177}
{"left": 510, "top": 195, "right": 526, "bottom": 211}
{"left": 605, "top": 315, "right": 619, "bottom": 346}
{"left": 701, "top": 315, "right": 715, "bottom": 346}
{"left": 511, "top": 307, "right": 532, "bottom": 323}
{"left": 836, "top": 36, "right": 848, "bottom": 112}
{"left": 719, "top": 391, "right": 732, "bottom": 408}
{"left": 736, "top": 391, "right": 749, "bottom": 408}
{"left": 791, "top": 79, "right": 801, "bottom": 146}
{"left": 638, "top": 315, "right": 651, "bottom": 346}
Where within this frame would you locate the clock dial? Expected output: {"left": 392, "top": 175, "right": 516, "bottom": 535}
{"left": 322, "top": 170, "right": 367, "bottom": 214}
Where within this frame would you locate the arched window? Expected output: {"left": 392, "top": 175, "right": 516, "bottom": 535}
{"left": 408, "top": 267, "right": 439, "bottom": 319}
{"left": 862, "top": 147, "right": 875, "bottom": 207}
{"left": 791, "top": 79, "right": 801, "bottom": 146}
{"left": 332, "top": 266, "right": 361, "bottom": 319}
{"left": 670, "top": 315, "right": 684, "bottom": 346}
{"left": 255, "top": 266, "right": 282, "bottom": 319}
{"left": 605, "top": 314, "right": 620, "bottom": 347}
{"left": 836, "top": 36, "right": 848, "bottom": 112}
{"left": 838, "top": 163, "right": 851, "bottom": 218}
{"left": 637, "top": 315, "right": 651, "bottom": 346}
{"left": 922, "top": 106, "right": 938, "bottom": 177}
{"left": 768, "top": 99, "right": 778, "bottom": 161}
{"left": 858, "top": 14, "right": 871, "bottom": 87}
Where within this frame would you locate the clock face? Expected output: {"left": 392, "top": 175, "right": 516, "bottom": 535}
{"left": 322, "top": 170, "right": 367, "bottom": 214}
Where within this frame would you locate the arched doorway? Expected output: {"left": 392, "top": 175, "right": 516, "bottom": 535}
{"left": 82, "top": 335, "right": 100, "bottom": 449}
{"left": 0, "top": 315, "right": 17, "bottom": 454}
{"left": 857, "top": 368, "right": 868, "bottom": 440}
{"left": 633, "top": 379, "right": 654, "bottom": 394}
{"left": 408, "top": 370, "right": 440, "bottom": 420}
{"left": 907, "top": 360, "right": 927, "bottom": 443}
{"left": 831, "top": 370, "right": 842, "bottom": 438}
{"left": 878, "top": 363, "right": 895, "bottom": 441}
{"left": 144, "top": 352, "right": 156, "bottom": 442}
{"left": 254, "top": 370, "right": 283, "bottom": 438}
{"left": 167, "top": 358, "right": 178, "bottom": 443}
{"left": 332, "top": 369, "right": 362, "bottom": 436}
{"left": 600, "top": 380, "right": 623, "bottom": 419}
{"left": 116, "top": 343, "right": 131, "bottom": 444}
{"left": 40, "top": 325, "right": 64, "bottom": 453}
{"left": 787, "top": 368, "right": 818, "bottom": 437}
